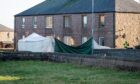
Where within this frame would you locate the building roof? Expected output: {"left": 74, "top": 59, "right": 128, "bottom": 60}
{"left": 16, "top": 0, "right": 140, "bottom": 16}
{"left": 116, "top": 0, "right": 140, "bottom": 13}
{"left": 0, "top": 24, "right": 13, "bottom": 32}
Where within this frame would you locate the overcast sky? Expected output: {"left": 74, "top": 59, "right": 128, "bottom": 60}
{"left": 0, "top": 0, "right": 45, "bottom": 29}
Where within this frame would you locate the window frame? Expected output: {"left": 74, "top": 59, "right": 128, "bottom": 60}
{"left": 56, "top": 36, "right": 61, "bottom": 40}
{"left": 46, "top": 16, "right": 53, "bottom": 29}
{"left": 99, "top": 37, "right": 105, "bottom": 46}
{"left": 7, "top": 32, "right": 10, "bottom": 38}
{"left": 82, "top": 15, "right": 88, "bottom": 28}
{"left": 33, "top": 16, "right": 37, "bottom": 28}
{"left": 21, "top": 17, "right": 25, "bottom": 28}
{"left": 99, "top": 15, "right": 105, "bottom": 28}
{"left": 63, "top": 16, "right": 71, "bottom": 28}
{"left": 22, "top": 35, "right": 25, "bottom": 39}
{"left": 82, "top": 37, "right": 88, "bottom": 43}
{"left": 25, "top": 32, "right": 29, "bottom": 37}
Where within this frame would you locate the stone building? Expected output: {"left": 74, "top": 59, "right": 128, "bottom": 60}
{"left": 15, "top": 0, "right": 140, "bottom": 49}
{"left": 0, "top": 24, "right": 14, "bottom": 48}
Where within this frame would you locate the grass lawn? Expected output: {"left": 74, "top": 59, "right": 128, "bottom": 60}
{"left": 0, "top": 61, "right": 139, "bottom": 84}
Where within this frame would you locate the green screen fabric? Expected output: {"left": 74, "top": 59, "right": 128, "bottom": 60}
{"left": 55, "top": 38, "right": 93, "bottom": 55}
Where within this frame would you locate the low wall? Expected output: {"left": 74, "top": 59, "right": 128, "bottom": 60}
{"left": 0, "top": 49, "right": 140, "bottom": 71}
{"left": 48, "top": 53, "right": 140, "bottom": 71}
{"left": 93, "top": 49, "right": 140, "bottom": 57}
{"left": 0, "top": 52, "right": 48, "bottom": 61}
{"left": 93, "top": 49, "right": 140, "bottom": 62}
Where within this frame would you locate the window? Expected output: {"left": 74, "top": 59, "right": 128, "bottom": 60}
{"left": 99, "top": 15, "right": 105, "bottom": 28}
{"left": 82, "top": 37, "right": 88, "bottom": 43}
{"left": 99, "top": 37, "right": 105, "bottom": 46}
{"left": 82, "top": 15, "right": 88, "bottom": 28}
{"left": 57, "top": 36, "right": 61, "bottom": 40}
{"left": 46, "top": 16, "right": 53, "bottom": 28}
{"left": 25, "top": 32, "right": 29, "bottom": 36}
{"left": 22, "top": 35, "right": 25, "bottom": 39}
{"left": 33, "top": 16, "right": 37, "bottom": 28}
{"left": 7, "top": 33, "right": 10, "bottom": 38}
{"left": 21, "top": 17, "right": 25, "bottom": 28}
{"left": 64, "top": 16, "right": 71, "bottom": 28}
{"left": 64, "top": 36, "right": 75, "bottom": 46}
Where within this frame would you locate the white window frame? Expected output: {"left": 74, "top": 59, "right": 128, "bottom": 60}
{"left": 99, "top": 15, "right": 105, "bottom": 28}
{"left": 99, "top": 37, "right": 105, "bottom": 46}
{"left": 82, "top": 37, "right": 88, "bottom": 43}
{"left": 21, "top": 17, "right": 25, "bottom": 28}
{"left": 33, "top": 16, "right": 37, "bottom": 28}
{"left": 22, "top": 35, "right": 25, "bottom": 39}
{"left": 82, "top": 15, "right": 88, "bottom": 28}
{"left": 46, "top": 16, "right": 53, "bottom": 28}
{"left": 64, "top": 16, "right": 71, "bottom": 28}
{"left": 57, "top": 36, "right": 61, "bottom": 40}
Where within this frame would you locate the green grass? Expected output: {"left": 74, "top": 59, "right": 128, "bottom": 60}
{"left": 0, "top": 61, "right": 139, "bottom": 84}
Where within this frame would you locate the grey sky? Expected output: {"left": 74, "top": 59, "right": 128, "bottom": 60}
{"left": 0, "top": 0, "right": 44, "bottom": 29}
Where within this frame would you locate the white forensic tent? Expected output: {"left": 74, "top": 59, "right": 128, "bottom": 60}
{"left": 18, "top": 33, "right": 54, "bottom": 52}
{"left": 92, "top": 40, "right": 111, "bottom": 49}
{"left": 18, "top": 33, "right": 110, "bottom": 52}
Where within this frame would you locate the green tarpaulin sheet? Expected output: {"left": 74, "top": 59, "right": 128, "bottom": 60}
{"left": 55, "top": 38, "right": 93, "bottom": 55}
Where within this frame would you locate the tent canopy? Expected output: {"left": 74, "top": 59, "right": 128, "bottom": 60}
{"left": 18, "top": 33, "right": 110, "bottom": 53}
{"left": 19, "top": 33, "right": 46, "bottom": 42}
{"left": 93, "top": 40, "right": 110, "bottom": 49}
{"left": 18, "top": 33, "right": 54, "bottom": 52}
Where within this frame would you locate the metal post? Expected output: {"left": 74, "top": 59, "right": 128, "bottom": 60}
{"left": 91, "top": 0, "right": 94, "bottom": 54}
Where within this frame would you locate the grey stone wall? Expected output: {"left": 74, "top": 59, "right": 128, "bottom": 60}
{"left": 0, "top": 49, "right": 140, "bottom": 71}
{"left": 48, "top": 53, "right": 140, "bottom": 71}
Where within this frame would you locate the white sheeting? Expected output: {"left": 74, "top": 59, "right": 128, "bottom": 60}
{"left": 93, "top": 40, "right": 111, "bottom": 49}
{"left": 18, "top": 33, "right": 54, "bottom": 52}
{"left": 21, "top": 33, "right": 46, "bottom": 41}
{"left": 18, "top": 33, "right": 110, "bottom": 52}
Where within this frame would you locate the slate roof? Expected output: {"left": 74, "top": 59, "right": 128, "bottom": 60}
{"left": 16, "top": 0, "right": 140, "bottom": 16}
{"left": 0, "top": 24, "right": 13, "bottom": 32}
{"left": 116, "top": 0, "right": 140, "bottom": 13}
